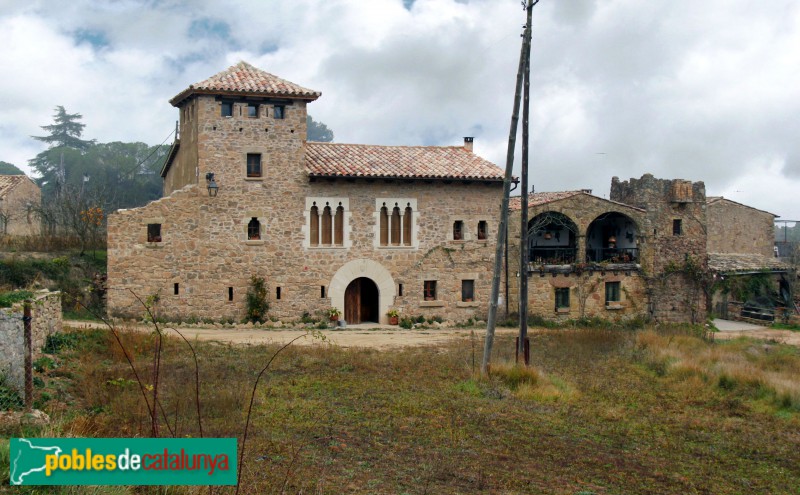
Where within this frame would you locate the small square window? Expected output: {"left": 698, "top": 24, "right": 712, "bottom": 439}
{"left": 461, "top": 280, "right": 474, "bottom": 302}
{"left": 424, "top": 280, "right": 437, "bottom": 301}
{"left": 247, "top": 153, "right": 262, "bottom": 177}
{"left": 147, "top": 223, "right": 161, "bottom": 242}
{"left": 605, "top": 282, "right": 621, "bottom": 304}
{"left": 672, "top": 219, "right": 682, "bottom": 236}
{"left": 247, "top": 103, "right": 258, "bottom": 118}
{"left": 273, "top": 105, "right": 284, "bottom": 119}
{"left": 555, "top": 288, "right": 570, "bottom": 310}
{"left": 453, "top": 221, "right": 464, "bottom": 240}
{"left": 221, "top": 102, "right": 233, "bottom": 117}
{"left": 477, "top": 221, "right": 488, "bottom": 240}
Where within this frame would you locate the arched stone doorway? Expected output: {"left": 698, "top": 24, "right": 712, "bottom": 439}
{"left": 329, "top": 259, "right": 396, "bottom": 324}
{"left": 345, "top": 277, "right": 379, "bottom": 324}
{"left": 586, "top": 212, "right": 639, "bottom": 262}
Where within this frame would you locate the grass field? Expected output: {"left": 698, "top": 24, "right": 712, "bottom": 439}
{"left": 2, "top": 324, "right": 800, "bottom": 494}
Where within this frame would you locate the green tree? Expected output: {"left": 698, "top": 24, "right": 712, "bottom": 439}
{"left": 0, "top": 161, "right": 24, "bottom": 175}
{"left": 307, "top": 115, "right": 334, "bottom": 142}
{"left": 31, "top": 106, "right": 93, "bottom": 150}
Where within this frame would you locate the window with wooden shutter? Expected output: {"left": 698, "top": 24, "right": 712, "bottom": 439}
{"left": 310, "top": 204, "right": 319, "bottom": 246}
{"left": 334, "top": 204, "right": 344, "bottom": 246}
{"left": 246, "top": 153, "right": 262, "bottom": 177}
{"left": 424, "top": 280, "right": 437, "bottom": 300}
{"left": 478, "top": 221, "right": 487, "bottom": 240}
{"left": 403, "top": 204, "right": 412, "bottom": 246}
{"left": 322, "top": 205, "right": 332, "bottom": 245}
{"left": 391, "top": 205, "right": 401, "bottom": 245}
{"left": 453, "top": 221, "right": 464, "bottom": 240}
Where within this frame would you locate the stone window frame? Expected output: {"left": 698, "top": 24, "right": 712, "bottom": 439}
{"left": 273, "top": 105, "right": 285, "bottom": 119}
{"left": 221, "top": 101, "right": 233, "bottom": 118}
{"left": 477, "top": 220, "right": 489, "bottom": 241}
{"left": 144, "top": 217, "right": 165, "bottom": 248}
{"left": 247, "top": 103, "right": 259, "bottom": 119}
{"left": 374, "top": 198, "right": 419, "bottom": 250}
{"left": 424, "top": 280, "right": 437, "bottom": 301}
{"left": 605, "top": 281, "right": 622, "bottom": 309}
{"left": 555, "top": 287, "right": 570, "bottom": 312}
{"left": 243, "top": 211, "right": 266, "bottom": 245}
{"left": 304, "top": 197, "right": 352, "bottom": 249}
{"left": 672, "top": 218, "right": 682, "bottom": 236}
{"left": 242, "top": 148, "right": 267, "bottom": 181}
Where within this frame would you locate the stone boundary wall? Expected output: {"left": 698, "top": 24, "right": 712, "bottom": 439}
{"left": 0, "top": 291, "right": 62, "bottom": 394}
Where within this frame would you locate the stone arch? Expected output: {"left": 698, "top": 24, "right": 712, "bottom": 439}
{"left": 330, "top": 259, "right": 396, "bottom": 324}
{"left": 527, "top": 211, "right": 579, "bottom": 264}
{"left": 586, "top": 211, "right": 640, "bottom": 262}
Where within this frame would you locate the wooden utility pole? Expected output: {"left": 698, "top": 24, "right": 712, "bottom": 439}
{"left": 518, "top": 29, "right": 531, "bottom": 366}
{"left": 482, "top": 0, "right": 537, "bottom": 375}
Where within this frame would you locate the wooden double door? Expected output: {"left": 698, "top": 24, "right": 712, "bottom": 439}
{"left": 344, "top": 277, "right": 379, "bottom": 324}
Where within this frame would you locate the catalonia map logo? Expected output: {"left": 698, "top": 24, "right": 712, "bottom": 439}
{"left": 9, "top": 438, "right": 237, "bottom": 486}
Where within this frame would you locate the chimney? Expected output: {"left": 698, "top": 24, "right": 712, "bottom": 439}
{"left": 580, "top": 189, "right": 592, "bottom": 194}
{"left": 463, "top": 136, "right": 474, "bottom": 152}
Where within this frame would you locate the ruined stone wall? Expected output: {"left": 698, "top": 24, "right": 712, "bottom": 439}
{"left": 0, "top": 291, "right": 62, "bottom": 392}
{"left": 611, "top": 174, "right": 708, "bottom": 323}
{"left": 2, "top": 178, "right": 40, "bottom": 236}
{"left": 707, "top": 199, "right": 775, "bottom": 257}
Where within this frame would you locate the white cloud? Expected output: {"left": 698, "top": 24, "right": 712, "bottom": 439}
{"left": 0, "top": 0, "right": 798, "bottom": 219}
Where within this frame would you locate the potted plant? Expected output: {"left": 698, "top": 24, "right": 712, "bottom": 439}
{"left": 387, "top": 308, "right": 400, "bottom": 325}
{"left": 328, "top": 307, "right": 341, "bottom": 322}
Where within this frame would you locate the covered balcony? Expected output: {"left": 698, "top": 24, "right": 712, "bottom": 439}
{"left": 527, "top": 212, "right": 578, "bottom": 265}
{"left": 586, "top": 212, "right": 639, "bottom": 263}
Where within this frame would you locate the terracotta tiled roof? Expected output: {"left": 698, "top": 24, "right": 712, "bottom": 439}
{"left": 0, "top": 175, "right": 34, "bottom": 198}
{"left": 509, "top": 191, "right": 645, "bottom": 211}
{"left": 170, "top": 61, "right": 321, "bottom": 105}
{"left": 305, "top": 142, "right": 504, "bottom": 181}
{"left": 708, "top": 253, "right": 790, "bottom": 273}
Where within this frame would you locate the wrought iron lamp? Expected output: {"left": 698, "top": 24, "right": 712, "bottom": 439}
{"left": 205, "top": 172, "right": 219, "bottom": 197}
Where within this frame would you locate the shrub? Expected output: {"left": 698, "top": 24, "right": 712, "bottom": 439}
{"left": 43, "top": 332, "right": 82, "bottom": 354}
{"left": 245, "top": 276, "right": 269, "bottom": 323}
{"left": 399, "top": 317, "right": 414, "bottom": 329}
{"left": 0, "top": 290, "right": 33, "bottom": 308}
{"left": 0, "top": 375, "right": 23, "bottom": 411}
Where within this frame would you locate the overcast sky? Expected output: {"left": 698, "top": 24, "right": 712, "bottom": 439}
{"left": 1, "top": 0, "right": 799, "bottom": 221}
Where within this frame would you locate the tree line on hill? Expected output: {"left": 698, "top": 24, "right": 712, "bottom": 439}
{"left": 0, "top": 106, "right": 333, "bottom": 249}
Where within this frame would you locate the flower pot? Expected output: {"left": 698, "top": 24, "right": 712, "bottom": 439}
{"left": 329, "top": 315, "right": 339, "bottom": 322}
{"left": 389, "top": 316, "right": 399, "bottom": 325}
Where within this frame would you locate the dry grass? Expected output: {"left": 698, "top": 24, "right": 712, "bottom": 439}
{"left": 6, "top": 324, "right": 800, "bottom": 494}
{"left": 636, "top": 329, "right": 800, "bottom": 412}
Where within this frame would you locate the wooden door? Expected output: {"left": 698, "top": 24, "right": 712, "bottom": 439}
{"left": 345, "top": 279, "right": 361, "bottom": 324}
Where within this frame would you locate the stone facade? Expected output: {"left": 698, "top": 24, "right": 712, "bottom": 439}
{"left": 506, "top": 175, "right": 710, "bottom": 324}
{"left": 0, "top": 176, "right": 41, "bottom": 237}
{"left": 108, "top": 64, "right": 503, "bottom": 324}
{"left": 0, "top": 291, "right": 62, "bottom": 393}
{"left": 707, "top": 197, "right": 776, "bottom": 258}
{"left": 506, "top": 192, "right": 649, "bottom": 321}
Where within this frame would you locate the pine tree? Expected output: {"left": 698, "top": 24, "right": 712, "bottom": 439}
{"left": 307, "top": 115, "right": 334, "bottom": 142}
{"left": 31, "top": 106, "right": 93, "bottom": 150}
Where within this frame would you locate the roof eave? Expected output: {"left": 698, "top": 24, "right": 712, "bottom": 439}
{"left": 307, "top": 173, "right": 503, "bottom": 183}
{"left": 170, "top": 88, "right": 321, "bottom": 107}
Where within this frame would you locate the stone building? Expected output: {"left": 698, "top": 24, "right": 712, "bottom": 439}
{"left": 0, "top": 175, "right": 40, "bottom": 236}
{"left": 506, "top": 174, "right": 710, "bottom": 324}
{"left": 107, "top": 62, "right": 504, "bottom": 324}
{"left": 705, "top": 197, "right": 792, "bottom": 320}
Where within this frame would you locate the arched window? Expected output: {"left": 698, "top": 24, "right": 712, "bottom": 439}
{"left": 322, "top": 205, "right": 332, "bottom": 245}
{"left": 380, "top": 205, "right": 389, "bottom": 246}
{"left": 403, "top": 204, "right": 412, "bottom": 246}
{"left": 391, "top": 205, "right": 401, "bottom": 245}
{"left": 310, "top": 204, "right": 319, "bottom": 246}
{"left": 334, "top": 203, "right": 344, "bottom": 246}
{"left": 247, "top": 217, "right": 261, "bottom": 240}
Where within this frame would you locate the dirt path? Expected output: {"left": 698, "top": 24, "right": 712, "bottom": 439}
{"left": 713, "top": 328, "right": 800, "bottom": 345}
{"left": 64, "top": 320, "right": 519, "bottom": 349}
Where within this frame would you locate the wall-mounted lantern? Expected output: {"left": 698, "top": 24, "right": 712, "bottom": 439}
{"left": 206, "top": 172, "right": 219, "bottom": 197}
